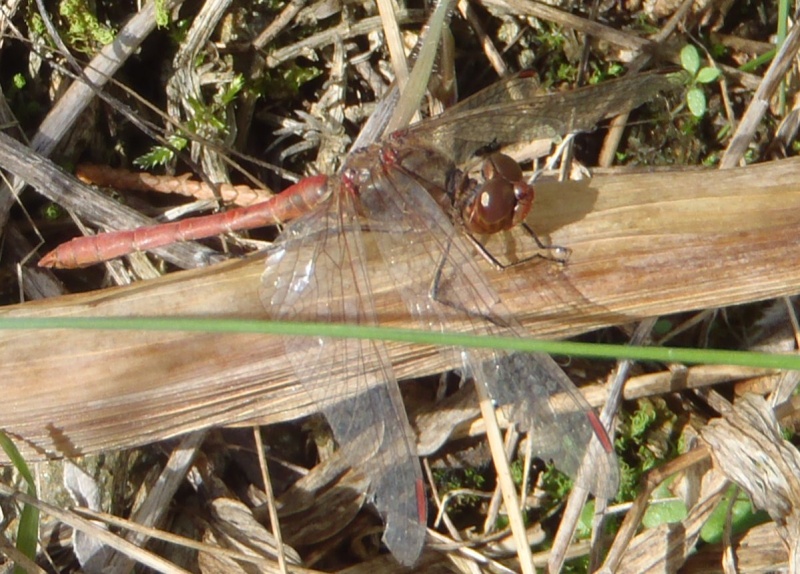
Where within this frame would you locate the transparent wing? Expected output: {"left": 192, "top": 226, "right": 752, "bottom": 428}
{"left": 359, "top": 161, "right": 619, "bottom": 498}
{"left": 259, "top": 188, "right": 426, "bottom": 565}
{"left": 403, "top": 70, "right": 685, "bottom": 164}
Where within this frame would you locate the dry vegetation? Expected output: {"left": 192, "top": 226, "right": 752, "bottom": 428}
{"left": 0, "top": 0, "right": 799, "bottom": 572}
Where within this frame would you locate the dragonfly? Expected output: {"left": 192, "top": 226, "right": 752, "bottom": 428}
{"left": 40, "top": 70, "right": 684, "bottom": 564}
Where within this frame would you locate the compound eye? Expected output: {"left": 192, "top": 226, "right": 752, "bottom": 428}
{"left": 482, "top": 152, "right": 523, "bottom": 184}
{"left": 473, "top": 177, "right": 517, "bottom": 231}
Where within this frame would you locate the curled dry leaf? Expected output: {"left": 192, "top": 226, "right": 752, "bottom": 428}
{"left": 700, "top": 393, "right": 800, "bottom": 570}
{"left": 208, "top": 498, "right": 303, "bottom": 563}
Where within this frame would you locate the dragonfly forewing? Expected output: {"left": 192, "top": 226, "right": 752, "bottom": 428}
{"left": 401, "top": 70, "right": 686, "bottom": 165}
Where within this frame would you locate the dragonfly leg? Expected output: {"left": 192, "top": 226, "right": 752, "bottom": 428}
{"left": 428, "top": 236, "right": 512, "bottom": 328}
{"left": 514, "top": 223, "right": 572, "bottom": 267}
{"left": 464, "top": 225, "right": 572, "bottom": 271}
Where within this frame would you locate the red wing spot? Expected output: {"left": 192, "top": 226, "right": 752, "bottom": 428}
{"left": 416, "top": 478, "right": 427, "bottom": 523}
{"left": 587, "top": 411, "right": 614, "bottom": 454}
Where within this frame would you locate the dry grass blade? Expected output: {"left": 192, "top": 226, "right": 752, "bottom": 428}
{"left": 264, "top": 11, "right": 426, "bottom": 68}
{"left": 475, "top": 382, "right": 535, "bottom": 574}
{"left": 480, "top": 0, "right": 652, "bottom": 52}
{"left": 383, "top": 0, "right": 455, "bottom": 134}
{"left": 1, "top": 158, "right": 800, "bottom": 462}
{"left": 0, "top": 483, "right": 191, "bottom": 573}
{"left": 105, "top": 431, "right": 206, "bottom": 573}
{"left": 597, "top": 0, "right": 694, "bottom": 167}
{"left": 551, "top": 320, "right": 657, "bottom": 573}
{"left": 69, "top": 504, "right": 312, "bottom": 572}
{"left": 375, "top": 0, "right": 409, "bottom": 89}
{"left": 167, "top": 0, "right": 235, "bottom": 185}
{"left": 254, "top": 426, "right": 290, "bottom": 573}
{"left": 720, "top": 8, "right": 800, "bottom": 168}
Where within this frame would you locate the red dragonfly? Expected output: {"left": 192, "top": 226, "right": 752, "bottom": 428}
{"left": 41, "top": 71, "right": 683, "bottom": 564}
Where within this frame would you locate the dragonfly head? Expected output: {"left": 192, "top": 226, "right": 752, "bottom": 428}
{"left": 451, "top": 153, "right": 535, "bottom": 235}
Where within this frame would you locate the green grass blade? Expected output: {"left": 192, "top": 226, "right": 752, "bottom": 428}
{"left": 0, "top": 316, "right": 799, "bottom": 371}
{"left": 0, "top": 432, "right": 40, "bottom": 573}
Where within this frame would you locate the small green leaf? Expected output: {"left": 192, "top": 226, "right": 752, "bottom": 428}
{"left": 576, "top": 499, "right": 596, "bottom": 539}
{"left": 686, "top": 87, "right": 707, "bottom": 117}
{"left": 134, "top": 148, "right": 173, "bottom": 169}
{"left": 642, "top": 499, "right": 687, "bottom": 528}
{"left": 700, "top": 486, "right": 768, "bottom": 544}
{"left": 220, "top": 75, "right": 245, "bottom": 106}
{"left": 282, "top": 64, "right": 322, "bottom": 91}
{"left": 134, "top": 135, "right": 187, "bottom": 169}
{"left": 641, "top": 480, "right": 686, "bottom": 528}
{"left": 696, "top": 67, "right": 721, "bottom": 84}
{"left": 652, "top": 319, "right": 673, "bottom": 336}
{"left": 509, "top": 458, "right": 524, "bottom": 485}
{"left": 42, "top": 203, "right": 64, "bottom": 221}
{"left": 607, "top": 62, "right": 624, "bottom": 77}
{"left": 680, "top": 45, "right": 701, "bottom": 75}
{"left": 12, "top": 73, "right": 26, "bottom": 90}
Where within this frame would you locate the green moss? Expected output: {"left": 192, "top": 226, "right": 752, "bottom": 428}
{"left": 58, "top": 0, "right": 116, "bottom": 53}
